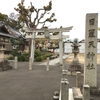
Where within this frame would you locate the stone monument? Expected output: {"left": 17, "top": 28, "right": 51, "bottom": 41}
{"left": 84, "top": 13, "right": 98, "bottom": 87}
{"left": 68, "top": 38, "right": 82, "bottom": 74}
{"left": 84, "top": 13, "right": 100, "bottom": 96}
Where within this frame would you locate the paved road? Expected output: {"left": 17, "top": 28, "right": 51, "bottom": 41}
{"left": 0, "top": 62, "right": 100, "bottom": 100}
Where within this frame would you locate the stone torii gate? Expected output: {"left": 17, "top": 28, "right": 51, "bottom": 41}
{"left": 24, "top": 26, "right": 73, "bottom": 65}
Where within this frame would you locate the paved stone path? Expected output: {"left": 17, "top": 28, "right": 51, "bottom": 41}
{"left": 39, "top": 54, "right": 70, "bottom": 65}
{"left": 0, "top": 61, "right": 100, "bottom": 100}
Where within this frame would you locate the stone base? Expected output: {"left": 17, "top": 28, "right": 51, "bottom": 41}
{"left": 67, "top": 71, "right": 84, "bottom": 76}
{"left": 68, "top": 64, "right": 83, "bottom": 75}
{"left": 90, "top": 87, "right": 100, "bottom": 96}
{"left": 0, "top": 60, "right": 12, "bottom": 72}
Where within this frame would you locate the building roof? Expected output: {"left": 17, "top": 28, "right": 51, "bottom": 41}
{"left": 0, "top": 32, "right": 15, "bottom": 38}
{"left": 0, "top": 23, "right": 22, "bottom": 38}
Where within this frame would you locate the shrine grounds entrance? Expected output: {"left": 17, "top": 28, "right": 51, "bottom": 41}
{"left": 0, "top": 61, "right": 100, "bottom": 100}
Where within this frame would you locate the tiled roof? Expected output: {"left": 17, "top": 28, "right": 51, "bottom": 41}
{"left": 0, "top": 32, "right": 15, "bottom": 38}
{"left": 0, "top": 23, "right": 22, "bottom": 38}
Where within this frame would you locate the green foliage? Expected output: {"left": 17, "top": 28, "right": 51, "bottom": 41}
{"left": 17, "top": 53, "right": 29, "bottom": 61}
{"left": 8, "top": 49, "right": 53, "bottom": 62}
{"left": 35, "top": 56, "right": 42, "bottom": 62}
{"left": 45, "top": 13, "right": 57, "bottom": 22}
{"left": 0, "top": 13, "right": 8, "bottom": 22}
{"left": 11, "top": 50, "right": 19, "bottom": 56}
{"left": 8, "top": 50, "right": 29, "bottom": 62}
{"left": 34, "top": 53, "right": 52, "bottom": 62}
{"left": 18, "top": 55, "right": 25, "bottom": 61}
{"left": 34, "top": 50, "right": 53, "bottom": 62}
{"left": 10, "top": 38, "right": 26, "bottom": 51}
{"left": 41, "top": 52, "right": 52, "bottom": 57}
{"left": 34, "top": 50, "right": 42, "bottom": 62}
{"left": 0, "top": 12, "right": 22, "bottom": 30}
{"left": 8, "top": 19, "right": 22, "bottom": 30}
{"left": 17, "top": 52, "right": 29, "bottom": 61}
{"left": 18, "top": 53, "right": 29, "bottom": 61}
{"left": 7, "top": 56, "right": 14, "bottom": 60}
{"left": 43, "top": 1, "right": 52, "bottom": 11}
{"left": 34, "top": 50, "right": 42, "bottom": 58}
{"left": 10, "top": 38, "right": 18, "bottom": 45}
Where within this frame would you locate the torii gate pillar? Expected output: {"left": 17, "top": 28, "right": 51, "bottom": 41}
{"left": 59, "top": 31, "right": 63, "bottom": 65}
{"left": 30, "top": 33, "right": 35, "bottom": 63}
{"left": 24, "top": 26, "right": 73, "bottom": 65}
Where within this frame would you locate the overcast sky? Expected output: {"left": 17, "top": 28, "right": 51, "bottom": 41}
{"left": 0, "top": 0, "right": 100, "bottom": 39}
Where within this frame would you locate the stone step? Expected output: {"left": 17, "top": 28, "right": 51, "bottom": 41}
{"left": 72, "top": 87, "right": 83, "bottom": 100}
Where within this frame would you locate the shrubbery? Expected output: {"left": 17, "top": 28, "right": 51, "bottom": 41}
{"left": 34, "top": 50, "right": 52, "bottom": 62}
{"left": 34, "top": 50, "right": 54, "bottom": 62}
{"left": 8, "top": 49, "right": 53, "bottom": 62}
{"left": 34, "top": 49, "right": 41, "bottom": 58}
{"left": 7, "top": 56, "right": 14, "bottom": 60}
{"left": 18, "top": 55, "right": 25, "bottom": 61}
{"left": 8, "top": 52, "right": 30, "bottom": 62}
{"left": 34, "top": 56, "right": 42, "bottom": 62}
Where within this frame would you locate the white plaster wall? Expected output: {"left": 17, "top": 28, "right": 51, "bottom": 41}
{"left": 64, "top": 42, "right": 100, "bottom": 54}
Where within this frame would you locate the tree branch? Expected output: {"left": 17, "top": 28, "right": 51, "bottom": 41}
{"left": 36, "top": 11, "right": 46, "bottom": 27}
{"left": 33, "top": 8, "right": 45, "bottom": 28}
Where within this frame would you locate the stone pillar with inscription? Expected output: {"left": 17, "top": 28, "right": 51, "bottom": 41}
{"left": 84, "top": 13, "right": 98, "bottom": 87}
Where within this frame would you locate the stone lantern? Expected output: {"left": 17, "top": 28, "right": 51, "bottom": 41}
{"left": 0, "top": 37, "right": 12, "bottom": 71}
{"left": 68, "top": 38, "right": 82, "bottom": 74}
{"left": 71, "top": 38, "right": 80, "bottom": 60}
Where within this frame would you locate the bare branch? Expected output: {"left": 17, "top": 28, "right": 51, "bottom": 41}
{"left": 38, "top": 8, "right": 44, "bottom": 10}
{"left": 36, "top": 11, "right": 46, "bottom": 27}
{"left": 33, "top": 8, "right": 45, "bottom": 27}
{"left": 14, "top": 0, "right": 56, "bottom": 29}
{"left": 33, "top": 10, "right": 38, "bottom": 27}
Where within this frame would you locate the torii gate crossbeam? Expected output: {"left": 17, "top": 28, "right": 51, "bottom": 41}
{"left": 24, "top": 26, "right": 73, "bottom": 65}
